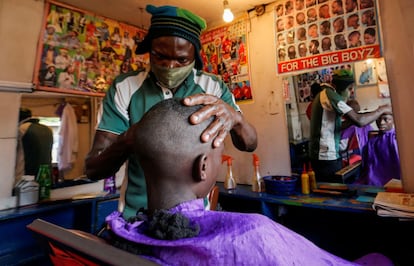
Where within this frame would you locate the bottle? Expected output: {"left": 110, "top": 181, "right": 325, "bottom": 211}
{"left": 308, "top": 162, "right": 317, "bottom": 192}
{"left": 36, "top": 164, "right": 52, "bottom": 200}
{"left": 222, "top": 155, "right": 237, "bottom": 190}
{"left": 301, "top": 163, "right": 310, "bottom": 195}
{"left": 251, "top": 154, "right": 265, "bottom": 192}
{"left": 103, "top": 175, "right": 116, "bottom": 194}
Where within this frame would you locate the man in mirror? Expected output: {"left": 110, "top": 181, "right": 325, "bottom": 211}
{"left": 309, "top": 69, "right": 392, "bottom": 183}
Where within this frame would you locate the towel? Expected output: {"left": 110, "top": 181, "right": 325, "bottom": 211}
{"left": 58, "top": 103, "right": 78, "bottom": 172}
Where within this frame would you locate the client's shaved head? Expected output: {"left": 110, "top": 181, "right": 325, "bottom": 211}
{"left": 133, "top": 98, "right": 220, "bottom": 208}
{"left": 134, "top": 98, "right": 213, "bottom": 167}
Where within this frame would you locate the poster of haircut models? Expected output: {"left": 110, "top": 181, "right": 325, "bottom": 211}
{"left": 294, "top": 63, "right": 352, "bottom": 102}
{"left": 275, "top": 0, "right": 381, "bottom": 75}
{"left": 34, "top": 0, "right": 148, "bottom": 96}
{"left": 200, "top": 18, "right": 253, "bottom": 103}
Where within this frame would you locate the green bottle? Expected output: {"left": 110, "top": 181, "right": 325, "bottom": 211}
{"left": 36, "top": 164, "right": 52, "bottom": 200}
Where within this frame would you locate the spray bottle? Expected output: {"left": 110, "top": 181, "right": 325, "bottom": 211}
{"left": 222, "top": 155, "right": 237, "bottom": 190}
{"left": 301, "top": 163, "right": 310, "bottom": 195}
{"left": 308, "top": 162, "right": 317, "bottom": 192}
{"left": 252, "top": 154, "right": 265, "bottom": 192}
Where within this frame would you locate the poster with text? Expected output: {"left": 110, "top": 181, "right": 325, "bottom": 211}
{"left": 275, "top": 0, "right": 380, "bottom": 75}
{"left": 34, "top": 0, "right": 148, "bottom": 96}
{"left": 200, "top": 18, "right": 252, "bottom": 103}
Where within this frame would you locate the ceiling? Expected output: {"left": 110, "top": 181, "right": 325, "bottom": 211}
{"left": 57, "top": 0, "right": 274, "bottom": 30}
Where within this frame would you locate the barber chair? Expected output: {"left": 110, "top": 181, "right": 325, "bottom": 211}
{"left": 208, "top": 185, "right": 220, "bottom": 211}
{"left": 336, "top": 132, "right": 362, "bottom": 183}
{"left": 27, "top": 219, "right": 158, "bottom": 266}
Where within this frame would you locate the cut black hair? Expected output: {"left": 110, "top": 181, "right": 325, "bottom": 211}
{"left": 146, "top": 210, "right": 200, "bottom": 240}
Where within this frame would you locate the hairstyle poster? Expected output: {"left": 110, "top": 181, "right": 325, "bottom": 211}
{"left": 200, "top": 18, "right": 253, "bottom": 103}
{"left": 375, "top": 57, "right": 390, "bottom": 98}
{"left": 275, "top": 0, "right": 381, "bottom": 75}
{"left": 34, "top": 0, "right": 148, "bottom": 96}
{"left": 294, "top": 63, "right": 352, "bottom": 102}
{"left": 354, "top": 59, "right": 377, "bottom": 86}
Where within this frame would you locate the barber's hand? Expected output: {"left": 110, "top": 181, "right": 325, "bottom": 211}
{"left": 183, "top": 94, "right": 240, "bottom": 148}
{"left": 378, "top": 104, "right": 392, "bottom": 114}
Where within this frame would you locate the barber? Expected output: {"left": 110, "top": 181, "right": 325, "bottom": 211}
{"left": 85, "top": 5, "right": 257, "bottom": 219}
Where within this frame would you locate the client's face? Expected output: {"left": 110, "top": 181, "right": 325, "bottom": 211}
{"left": 376, "top": 114, "right": 394, "bottom": 132}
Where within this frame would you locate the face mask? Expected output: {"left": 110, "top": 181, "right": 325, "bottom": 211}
{"left": 151, "top": 61, "right": 195, "bottom": 89}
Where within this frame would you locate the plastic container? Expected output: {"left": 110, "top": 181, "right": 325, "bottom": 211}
{"left": 14, "top": 175, "right": 39, "bottom": 206}
{"left": 36, "top": 164, "right": 52, "bottom": 200}
{"left": 103, "top": 175, "right": 116, "bottom": 194}
{"left": 308, "top": 163, "right": 317, "bottom": 191}
{"left": 263, "top": 175, "right": 297, "bottom": 195}
{"left": 222, "top": 155, "right": 237, "bottom": 190}
{"left": 251, "top": 154, "right": 265, "bottom": 192}
{"left": 301, "top": 163, "right": 310, "bottom": 195}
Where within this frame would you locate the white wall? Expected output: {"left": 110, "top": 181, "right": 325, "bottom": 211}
{"left": 217, "top": 5, "right": 291, "bottom": 185}
{"left": 0, "top": 92, "right": 21, "bottom": 198}
{"left": 0, "top": 0, "right": 43, "bottom": 199}
{"left": 0, "top": 0, "right": 43, "bottom": 82}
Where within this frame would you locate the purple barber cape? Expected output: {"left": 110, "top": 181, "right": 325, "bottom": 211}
{"left": 106, "top": 199, "right": 392, "bottom": 266}
{"left": 358, "top": 128, "right": 401, "bottom": 186}
{"left": 341, "top": 124, "right": 373, "bottom": 155}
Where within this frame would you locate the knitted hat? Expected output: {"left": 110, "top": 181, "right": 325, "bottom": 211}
{"left": 19, "top": 108, "right": 32, "bottom": 122}
{"left": 135, "top": 5, "right": 207, "bottom": 70}
{"left": 331, "top": 69, "right": 355, "bottom": 91}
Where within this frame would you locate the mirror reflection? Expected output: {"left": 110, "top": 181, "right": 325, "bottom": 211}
{"left": 18, "top": 93, "right": 95, "bottom": 185}
{"left": 285, "top": 57, "right": 399, "bottom": 187}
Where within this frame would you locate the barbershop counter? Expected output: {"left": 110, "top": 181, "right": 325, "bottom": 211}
{"left": 217, "top": 182, "right": 414, "bottom": 266}
{"left": 0, "top": 192, "right": 119, "bottom": 265}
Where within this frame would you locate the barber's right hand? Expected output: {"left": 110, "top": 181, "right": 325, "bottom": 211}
{"left": 378, "top": 104, "right": 392, "bottom": 114}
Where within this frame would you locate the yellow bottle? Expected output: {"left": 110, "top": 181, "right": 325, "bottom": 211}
{"left": 301, "top": 163, "right": 310, "bottom": 195}
{"left": 308, "top": 163, "right": 317, "bottom": 192}
{"left": 222, "top": 155, "right": 237, "bottom": 190}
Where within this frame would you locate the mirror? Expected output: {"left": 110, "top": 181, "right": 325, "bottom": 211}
{"left": 19, "top": 92, "right": 96, "bottom": 181}
{"left": 285, "top": 58, "right": 399, "bottom": 187}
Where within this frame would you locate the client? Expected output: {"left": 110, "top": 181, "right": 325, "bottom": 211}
{"left": 356, "top": 112, "right": 400, "bottom": 186}
{"left": 106, "top": 98, "right": 392, "bottom": 265}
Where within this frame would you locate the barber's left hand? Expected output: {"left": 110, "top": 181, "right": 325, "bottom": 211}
{"left": 183, "top": 94, "right": 239, "bottom": 148}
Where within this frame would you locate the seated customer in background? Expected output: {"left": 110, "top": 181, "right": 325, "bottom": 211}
{"left": 15, "top": 108, "right": 53, "bottom": 181}
{"left": 356, "top": 112, "right": 400, "bottom": 186}
{"left": 106, "top": 98, "right": 392, "bottom": 266}
{"left": 340, "top": 99, "right": 373, "bottom": 165}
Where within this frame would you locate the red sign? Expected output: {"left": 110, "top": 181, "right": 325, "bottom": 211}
{"left": 278, "top": 45, "right": 380, "bottom": 74}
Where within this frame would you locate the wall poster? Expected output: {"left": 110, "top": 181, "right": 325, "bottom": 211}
{"left": 293, "top": 63, "right": 352, "bottom": 103}
{"left": 354, "top": 59, "right": 377, "bottom": 86}
{"left": 200, "top": 18, "right": 253, "bottom": 103}
{"left": 375, "top": 57, "right": 389, "bottom": 98}
{"left": 275, "top": 0, "right": 381, "bottom": 75}
{"left": 34, "top": 0, "right": 148, "bottom": 96}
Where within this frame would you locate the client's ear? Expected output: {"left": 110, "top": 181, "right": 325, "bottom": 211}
{"left": 192, "top": 154, "right": 208, "bottom": 182}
